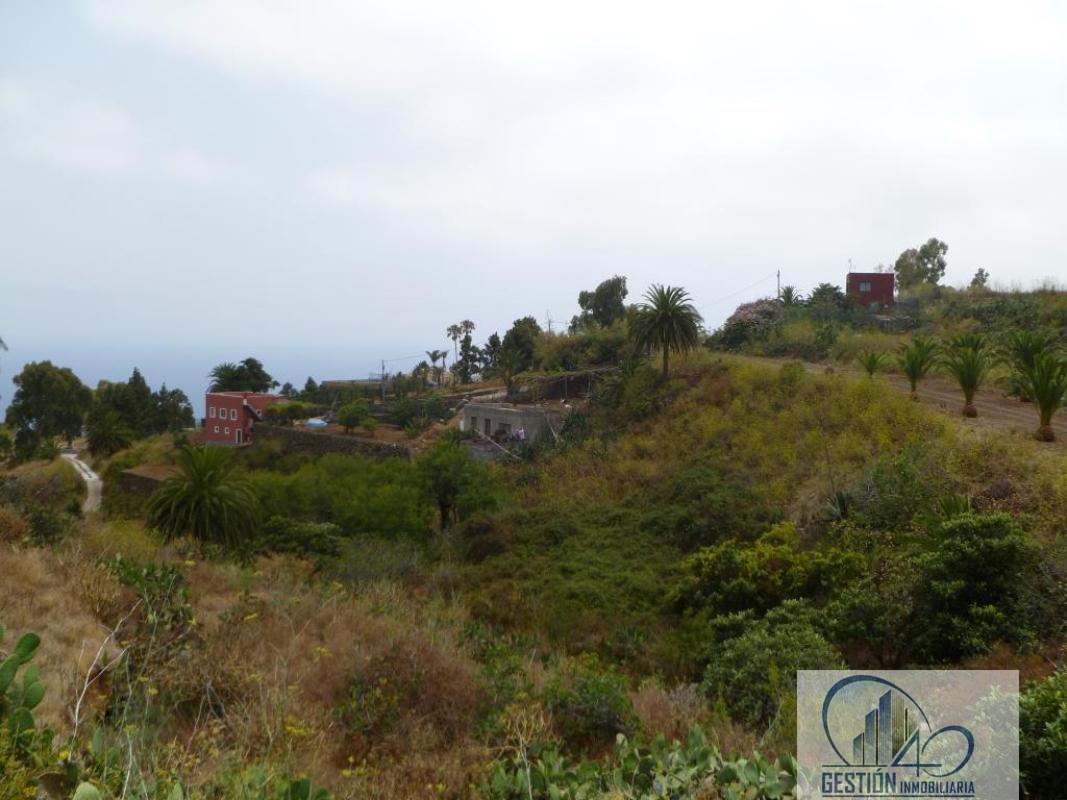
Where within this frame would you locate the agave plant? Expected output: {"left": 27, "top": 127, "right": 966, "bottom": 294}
{"left": 897, "top": 337, "right": 939, "bottom": 399}
{"left": 147, "top": 444, "right": 258, "bottom": 548}
{"left": 857, "top": 350, "right": 888, "bottom": 378}
{"left": 942, "top": 336, "right": 990, "bottom": 417}
{"left": 1018, "top": 352, "right": 1067, "bottom": 441}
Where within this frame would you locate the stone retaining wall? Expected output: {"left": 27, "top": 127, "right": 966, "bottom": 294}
{"left": 254, "top": 423, "right": 409, "bottom": 460}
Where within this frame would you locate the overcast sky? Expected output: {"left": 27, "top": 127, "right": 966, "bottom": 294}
{"left": 2, "top": 1, "right": 1066, "bottom": 398}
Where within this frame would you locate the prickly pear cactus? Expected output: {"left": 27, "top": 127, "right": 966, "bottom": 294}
{"left": 0, "top": 622, "right": 46, "bottom": 747}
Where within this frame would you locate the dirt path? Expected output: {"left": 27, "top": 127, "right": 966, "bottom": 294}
{"left": 723, "top": 354, "right": 1067, "bottom": 445}
{"left": 61, "top": 452, "right": 102, "bottom": 513}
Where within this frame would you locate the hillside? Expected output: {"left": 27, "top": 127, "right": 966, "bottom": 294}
{"left": 1, "top": 351, "right": 1065, "bottom": 798}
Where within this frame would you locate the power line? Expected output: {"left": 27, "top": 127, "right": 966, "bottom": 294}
{"left": 703, "top": 271, "right": 780, "bottom": 308}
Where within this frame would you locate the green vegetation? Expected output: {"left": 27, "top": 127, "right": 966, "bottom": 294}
{"left": 4, "top": 361, "right": 91, "bottom": 459}
{"left": 4, "top": 275, "right": 1066, "bottom": 797}
{"left": 630, "top": 285, "right": 703, "bottom": 378}
{"left": 146, "top": 444, "right": 259, "bottom": 547}
{"left": 207, "top": 357, "right": 278, "bottom": 393}
{"left": 942, "top": 333, "right": 991, "bottom": 417}
{"left": 898, "top": 336, "right": 939, "bottom": 398}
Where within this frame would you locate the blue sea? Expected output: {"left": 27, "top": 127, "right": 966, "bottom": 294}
{"left": 0, "top": 343, "right": 429, "bottom": 420}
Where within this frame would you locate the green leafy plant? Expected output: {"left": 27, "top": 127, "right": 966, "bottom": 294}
{"left": 942, "top": 334, "right": 990, "bottom": 417}
{"left": 485, "top": 725, "right": 797, "bottom": 799}
{"left": 1016, "top": 351, "right": 1067, "bottom": 441}
{"left": 0, "top": 624, "right": 45, "bottom": 749}
{"left": 897, "top": 336, "right": 939, "bottom": 399}
{"left": 856, "top": 350, "right": 888, "bottom": 377}
{"left": 630, "top": 285, "right": 703, "bottom": 379}
{"left": 1020, "top": 667, "right": 1067, "bottom": 799}
{"left": 543, "top": 653, "right": 635, "bottom": 749}
{"left": 336, "top": 399, "right": 369, "bottom": 433}
{"left": 147, "top": 444, "right": 259, "bottom": 548}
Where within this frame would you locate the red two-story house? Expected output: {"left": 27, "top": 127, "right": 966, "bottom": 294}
{"left": 846, "top": 272, "right": 895, "bottom": 308}
{"left": 203, "top": 391, "right": 282, "bottom": 446}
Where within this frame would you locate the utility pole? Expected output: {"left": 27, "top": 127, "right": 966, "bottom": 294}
{"left": 776, "top": 270, "right": 781, "bottom": 300}
{"left": 380, "top": 359, "right": 385, "bottom": 401}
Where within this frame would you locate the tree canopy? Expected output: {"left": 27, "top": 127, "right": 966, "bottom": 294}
{"left": 208, "top": 357, "right": 278, "bottom": 393}
{"left": 5, "top": 361, "right": 91, "bottom": 456}
{"left": 894, "top": 237, "right": 948, "bottom": 289}
{"left": 570, "top": 275, "right": 629, "bottom": 332}
{"left": 630, "top": 285, "right": 703, "bottom": 378}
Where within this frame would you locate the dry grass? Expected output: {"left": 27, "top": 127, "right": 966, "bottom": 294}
{"left": 0, "top": 546, "right": 115, "bottom": 730}
{"left": 132, "top": 558, "right": 490, "bottom": 797}
{"left": 0, "top": 504, "right": 30, "bottom": 542}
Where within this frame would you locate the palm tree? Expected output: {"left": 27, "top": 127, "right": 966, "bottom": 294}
{"left": 898, "top": 337, "right": 939, "bottom": 399}
{"left": 1002, "top": 330, "right": 1056, "bottom": 402}
{"left": 1019, "top": 352, "right": 1067, "bottom": 441}
{"left": 86, "top": 407, "right": 133, "bottom": 457}
{"left": 857, "top": 351, "right": 888, "bottom": 377}
{"left": 446, "top": 324, "right": 462, "bottom": 363}
{"left": 207, "top": 362, "right": 243, "bottom": 392}
{"left": 942, "top": 335, "right": 989, "bottom": 417}
{"left": 147, "top": 445, "right": 258, "bottom": 548}
{"left": 779, "top": 286, "right": 803, "bottom": 307}
{"left": 630, "top": 284, "right": 703, "bottom": 379}
{"left": 425, "top": 349, "right": 447, "bottom": 386}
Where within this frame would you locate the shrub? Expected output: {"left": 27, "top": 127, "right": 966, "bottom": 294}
{"left": 336, "top": 399, "right": 369, "bottom": 433}
{"left": 485, "top": 725, "right": 797, "bottom": 800}
{"left": 256, "top": 516, "right": 342, "bottom": 557}
{"left": 673, "top": 523, "right": 861, "bottom": 617}
{"left": 908, "top": 512, "right": 1032, "bottom": 662}
{"left": 701, "top": 601, "right": 843, "bottom": 730}
{"left": 714, "top": 299, "right": 784, "bottom": 350}
{"left": 543, "top": 653, "right": 635, "bottom": 749}
{"left": 263, "top": 401, "right": 318, "bottom": 426}
{"left": 0, "top": 504, "right": 30, "bottom": 543}
{"left": 1020, "top": 668, "right": 1067, "bottom": 799}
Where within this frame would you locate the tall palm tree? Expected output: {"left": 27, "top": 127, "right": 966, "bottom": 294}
{"left": 630, "top": 285, "right": 703, "bottom": 379}
{"left": 942, "top": 335, "right": 990, "bottom": 417}
{"left": 1019, "top": 352, "right": 1067, "bottom": 441}
{"left": 446, "top": 324, "right": 462, "bottom": 363}
{"left": 898, "top": 337, "right": 939, "bottom": 399}
{"left": 426, "top": 349, "right": 448, "bottom": 386}
{"left": 147, "top": 445, "right": 258, "bottom": 549}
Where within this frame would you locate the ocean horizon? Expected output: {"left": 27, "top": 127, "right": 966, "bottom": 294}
{"left": 0, "top": 342, "right": 431, "bottom": 420}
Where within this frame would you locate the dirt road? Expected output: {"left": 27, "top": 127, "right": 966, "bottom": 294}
{"left": 62, "top": 452, "right": 102, "bottom": 513}
{"left": 724, "top": 354, "right": 1067, "bottom": 445}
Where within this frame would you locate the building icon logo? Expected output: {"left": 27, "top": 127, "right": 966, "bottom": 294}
{"left": 824, "top": 675, "right": 973, "bottom": 778}
{"left": 797, "top": 670, "right": 1017, "bottom": 799}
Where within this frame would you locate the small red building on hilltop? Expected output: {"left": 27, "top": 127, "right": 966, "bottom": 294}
{"left": 203, "top": 391, "right": 282, "bottom": 446}
{"left": 846, "top": 272, "right": 895, "bottom": 308}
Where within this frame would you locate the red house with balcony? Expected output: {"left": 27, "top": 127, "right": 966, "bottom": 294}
{"left": 203, "top": 391, "right": 282, "bottom": 446}
{"left": 846, "top": 272, "right": 895, "bottom": 308}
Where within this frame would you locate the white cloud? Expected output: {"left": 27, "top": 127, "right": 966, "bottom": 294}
{"left": 0, "top": 80, "right": 229, "bottom": 184}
